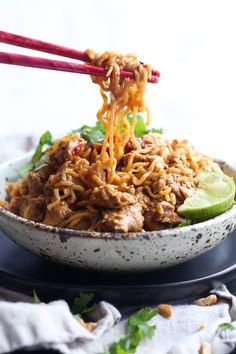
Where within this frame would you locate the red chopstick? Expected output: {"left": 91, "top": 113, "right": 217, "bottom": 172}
{"left": 0, "top": 52, "right": 159, "bottom": 83}
{"left": 0, "top": 30, "right": 90, "bottom": 62}
{"left": 0, "top": 30, "right": 160, "bottom": 81}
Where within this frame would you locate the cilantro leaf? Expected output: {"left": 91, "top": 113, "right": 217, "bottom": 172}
{"left": 31, "top": 131, "right": 53, "bottom": 165}
{"left": 218, "top": 322, "right": 235, "bottom": 330}
{"left": 71, "top": 121, "right": 105, "bottom": 144}
{"left": 126, "top": 114, "right": 146, "bottom": 138}
{"left": 106, "top": 307, "right": 158, "bottom": 354}
{"left": 73, "top": 292, "right": 95, "bottom": 315}
{"left": 33, "top": 290, "right": 41, "bottom": 304}
{"left": 127, "top": 307, "right": 158, "bottom": 338}
{"left": 18, "top": 131, "right": 53, "bottom": 177}
{"left": 178, "top": 219, "right": 191, "bottom": 227}
{"left": 127, "top": 113, "right": 163, "bottom": 138}
{"left": 127, "top": 307, "right": 157, "bottom": 334}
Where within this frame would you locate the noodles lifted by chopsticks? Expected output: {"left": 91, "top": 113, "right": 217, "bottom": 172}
{"left": 85, "top": 49, "right": 152, "bottom": 183}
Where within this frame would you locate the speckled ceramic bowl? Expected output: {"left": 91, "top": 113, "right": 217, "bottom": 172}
{"left": 0, "top": 153, "right": 236, "bottom": 273}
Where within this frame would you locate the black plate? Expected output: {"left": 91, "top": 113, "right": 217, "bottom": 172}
{"left": 0, "top": 230, "right": 236, "bottom": 306}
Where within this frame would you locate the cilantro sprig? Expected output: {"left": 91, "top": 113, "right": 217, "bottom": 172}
{"left": 105, "top": 307, "right": 158, "bottom": 354}
{"left": 18, "top": 131, "right": 53, "bottom": 177}
{"left": 72, "top": 114, "right": 163, "bottom": 144}
{"left": 71, "top": 121, "right": 105, "bottom": 144}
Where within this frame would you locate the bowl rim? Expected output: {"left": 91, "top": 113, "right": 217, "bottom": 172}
{"left": 0, "top": 152, "right": 236, "bottom": 240}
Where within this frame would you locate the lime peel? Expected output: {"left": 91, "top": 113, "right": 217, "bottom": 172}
{"left": 177, "top": 171, "right": 235, "bottom": 222}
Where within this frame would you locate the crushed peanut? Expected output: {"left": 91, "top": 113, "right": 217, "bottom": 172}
{"left": 193, "top": 295, "right": 217, "bottom": 306}
{"left": 158, "top": 304, "right": 173, "bottom": 318}
{"left": 198, "top": 323, "right": 206, "bottom": 331}
{"left": 199, "top": 341, "right": 212, "bottom": 354}
{"left": 79, "top": 318, "right": 97, "bottom": 331}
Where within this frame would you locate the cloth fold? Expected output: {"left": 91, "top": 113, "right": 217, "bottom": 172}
{"left": 0, "top": 293, "right": 121, "bottom": 354}
{"left": 0, "top": 285, "right": 236, "bottom": 354}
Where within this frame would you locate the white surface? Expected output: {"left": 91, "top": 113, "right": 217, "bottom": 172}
{"left": 0, "top": 0, "right": 236, "bottom": 160}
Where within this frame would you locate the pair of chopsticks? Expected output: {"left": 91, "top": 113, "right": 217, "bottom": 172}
{"left": 0, "top": 30, "right": 160, "bottom": 83}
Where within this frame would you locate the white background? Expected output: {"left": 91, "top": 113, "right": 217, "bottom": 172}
{"left": 0, "top": 0, "right": 236, "bottom": 160}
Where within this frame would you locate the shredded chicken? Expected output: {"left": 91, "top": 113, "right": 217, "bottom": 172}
{"left": 90, "top": 184, "right": 136, "bottom": 209}
{"left": 144, "top": 202, "right": 182, "bottom": 231}
{"left": 43, "top": 202, "right": 72, "bottom": 226}
{"left": 98, "top": 204, "right": 144, "bottom": 232}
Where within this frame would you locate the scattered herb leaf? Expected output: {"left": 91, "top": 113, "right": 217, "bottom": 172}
{"left": 105, "top": 307, "right": 158, "bottom": 354}
{"left": 127, "top": 307, "right": 158, "bottom": 337}
{"left": 73, "top": 292, "right": 95, "bottom": 317}
{"left": 178, "top": 219, "right": 191, "bottom": 227}
{"left": 18, "top": 131, "right": 53, "bottom": 177}
{"left": 33, "top": 290, "right": 41, "bottom": 304}
{"left": 218, "top": 322, "right": 235, "bottom": 331}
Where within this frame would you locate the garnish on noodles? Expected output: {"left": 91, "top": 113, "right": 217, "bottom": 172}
{"left": 0, "top": 50, "right": 229, "bottom": 232}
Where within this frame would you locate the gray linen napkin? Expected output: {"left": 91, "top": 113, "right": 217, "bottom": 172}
{"left": 0, "top": 288, "right": 121, "bottom": 354}
{"left": 0, "top": 285, "right": 236, "bottom": 354}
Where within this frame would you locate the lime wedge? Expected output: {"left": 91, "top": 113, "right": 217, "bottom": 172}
{"left": 177, "top": 171, "right": 235, "bottom": 221}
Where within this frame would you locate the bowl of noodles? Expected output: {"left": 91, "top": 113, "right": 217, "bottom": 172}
{"left": 0, "top": 49, "right": 236, "bottom": 272}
